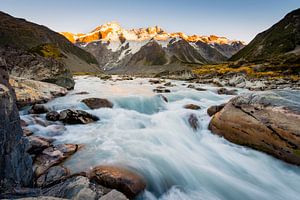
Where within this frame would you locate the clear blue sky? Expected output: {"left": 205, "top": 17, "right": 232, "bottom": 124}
{"left": 1, "top": 0, "right": 300, "bottom": 42}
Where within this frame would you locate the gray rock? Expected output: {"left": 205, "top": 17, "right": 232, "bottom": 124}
{"left": 42, "top": 176, "right": 105, "bottom": 200}
{"left": 99, "top": 190, "right": 128, "bottom": 200}
{"left": 33, "top": 144, "right": 80, "bottom": 178}
{"left": 36, "top": 166, "right": 70, "bottom": 187}
{"left": 0, "top": 59, "right": 33, "bottom": 192}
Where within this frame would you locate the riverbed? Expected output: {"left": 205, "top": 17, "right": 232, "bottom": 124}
{"left": 21, "top": 76, "right": 300, "bottom": 200}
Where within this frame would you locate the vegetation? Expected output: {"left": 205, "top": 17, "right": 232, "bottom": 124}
{"left": 192, "top": 61, "right": 300, "bottom": 80}
{"left": 29, "top": 44, "right": 65, "bottom": 58}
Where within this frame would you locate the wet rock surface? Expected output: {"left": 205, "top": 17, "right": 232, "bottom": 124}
{"left": 207, "top": 104, "right": 226, "bottom": 116}
{"left": 209, "top": 90, "right": 300, "bottom": 165}
{"left": 82, "top": 98, "right": 113, "bottom": 109}
{"left": 184, "top": 104, "right": 201, "bottom": 110}
{"left": 59, "top": 109, "right": 99, "bottom": 124}
{"left": 33, "top": 144, "right": 81, "bottom": 178}
{"left": 88, "top": 166, "right": 146, "bottom": 198}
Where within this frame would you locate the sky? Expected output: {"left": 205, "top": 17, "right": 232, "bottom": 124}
{"left": 1, "top": 0, "right": 300, "bottom": 42}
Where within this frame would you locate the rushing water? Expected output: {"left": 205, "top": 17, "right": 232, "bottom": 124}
{"left": 21, "top": 76, "right": 300, "bottom": 200}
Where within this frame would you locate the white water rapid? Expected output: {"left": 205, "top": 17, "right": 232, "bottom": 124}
{"left": 21, "top": 76, "right": 300, "bottom": 200}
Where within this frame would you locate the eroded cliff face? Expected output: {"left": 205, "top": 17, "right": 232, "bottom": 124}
{"left": 0, "top": 58, "right": 33, "bottom": 192}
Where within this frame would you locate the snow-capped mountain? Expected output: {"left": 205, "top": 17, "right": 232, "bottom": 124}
{"left": 61, "top": 22, "right": 245, "bottom": 72}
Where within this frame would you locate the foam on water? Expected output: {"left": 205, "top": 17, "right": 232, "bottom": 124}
{"left": 22, "top": 76, "right": 300, "bottom": 200}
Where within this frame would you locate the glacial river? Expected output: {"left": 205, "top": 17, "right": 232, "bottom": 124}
{"left": 21, "top": 76, "right": 300, "bottom": 200}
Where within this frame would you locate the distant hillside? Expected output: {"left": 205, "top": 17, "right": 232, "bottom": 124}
{"left": 231, "top": 8, "right": 300, "bottom": 63}
{"left": 0, "top": 11, "right": 100, "bottom": 88}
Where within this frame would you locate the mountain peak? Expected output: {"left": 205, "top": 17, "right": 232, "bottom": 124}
{"left": 60, "top": 23, "right": 244, "bottom": 45}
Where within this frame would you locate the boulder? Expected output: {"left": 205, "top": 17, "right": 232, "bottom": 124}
{"left": 59, "top": 109, "right": 99, "bottom": 124}
{"left": 207, "top": 103, "right": 226, "bottom": 116}
{"left": 217, "top": 88, "right": 237, "bottom": 95}
{"left": 46, "top": 111, "right": 60, "bottom": 121}
{"left": 42, "top": 176, "right": 105, "bottom": 200}
{"left": 36, "top": 166, "right": 70, "bottom": 187}
{"left": 184, "top": 104, "right": 201, "bottom": 110}
{"left": 9, "top": 76, "right": 67, "bottom": 108}
{"left": 34, "top": 144, "right": 81, "bottom": 177}
{"left": 82, "top": 98, "right": 113, "bottom": 109}
{"left": 29, "top": 104, "right": 49, "bottom": 114}
{"left": 0, "top": 58, "right": 33, "bottom": 191}
{"left": 209, "top": 90, "right": 300, "bottom": 165}
{"left": 88, "top": 166, "right": 146, "bottom": 198}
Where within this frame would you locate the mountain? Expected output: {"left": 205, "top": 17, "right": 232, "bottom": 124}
{"left": 231, "top": 8, "right": 300, "bottom": 63}
{"left": 61, "top": 22, "right": 245, "bottom": 74}
{"left": 0, "top": 11, "right": 100, "bottom": 89}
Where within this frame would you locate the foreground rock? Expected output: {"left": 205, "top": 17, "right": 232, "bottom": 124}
{"left": 59, "top": 109, "right": 99, "bottom": 124}
{"left": 82, "top": 98, "right": 113, "bottom": 109}
{"left": 0, "top": 58, "right": 33, "bottom": 192}
{"left": 42, "top": 176, "right": 105, "bottom": 200}
{"left": 99, "top": 190, "right": 128, "bottom": 200}
{"left": 36, "top": 166, "right": 70, "bottom": 187}
{"left": 88, "top": 166, "right": 146, "bottom": 198}
{"left": 9, "top": 76, "right": 67, "bottom": 108}
{"left": 209, "top": 90, "right": 300, "bottom": 165}
{"left": 34, "top": 144, "right": 81, "bottom": 177}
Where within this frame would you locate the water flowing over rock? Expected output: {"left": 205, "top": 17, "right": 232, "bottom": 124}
{"left": 0, "top": 58, "right": 33, "bottom": 192}
{"left": 88, "top": 166, "right": 146, "bottom": 198}
{"left": 209, "top": 90, "right": 300, "bottom": 165}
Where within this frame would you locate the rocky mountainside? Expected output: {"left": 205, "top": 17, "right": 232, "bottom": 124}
{"left": 0, "top": 11, "right": 100, "bottom": 89}
{"left": 231, "top": 8, "right": 300, "bottom": 63}
{"left": 61, "top": 22, "right": 245, "bottom": 73}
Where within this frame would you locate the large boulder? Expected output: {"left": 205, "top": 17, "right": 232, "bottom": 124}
{"left": 9, "top": 76, "right": 67, "bottom": 108}
{"left": 209, "top": 90, "right": 300, "bottom": 165}
{"left": 88, "top": 166, "right": 146, "bottom": 198}
{"left": 82, "top": 98, "right": 113, "bottom": 109}
{"left": 0, "top": 58, "right": 33, "bottom": 192}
